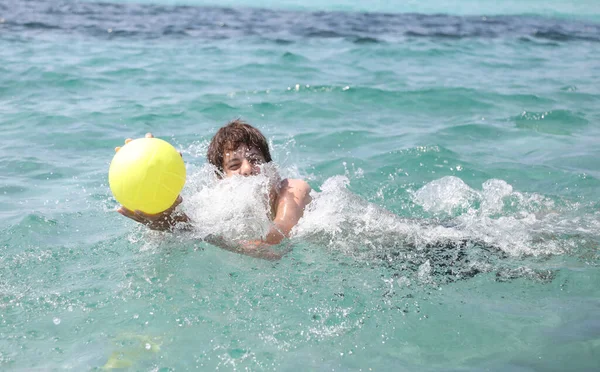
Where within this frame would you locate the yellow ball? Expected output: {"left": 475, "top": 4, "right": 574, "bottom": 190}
{"left": 109, "top": 138, "right": 186, "bottom": 214}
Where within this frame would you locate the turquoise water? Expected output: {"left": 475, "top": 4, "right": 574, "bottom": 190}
{"left": 1, "top": 0, "right": 600, "bottom": 370}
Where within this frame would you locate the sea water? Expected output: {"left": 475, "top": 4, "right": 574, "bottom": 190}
{"left": 1, "top": 0, "right": 599, "bottom": 370}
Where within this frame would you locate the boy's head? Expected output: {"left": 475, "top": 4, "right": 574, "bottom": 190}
{"left": 207, "top": 120, "right": 272, "bottom": 177}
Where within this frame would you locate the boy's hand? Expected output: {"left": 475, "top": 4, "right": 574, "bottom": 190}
{"left": 114, "top": 133, "right": 188, "bottom": 231}
{"left": 117, "top": 195, "right": 187, "bottom": 231}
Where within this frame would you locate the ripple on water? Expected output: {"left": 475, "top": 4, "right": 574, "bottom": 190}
{"left": 0, "top": 183, "right": 28, "bottom": 195}
{"left": 513, "top": 109, "right": 589, "bottom": 135}
{"left": 0, "top": 156, "right": 73, "bottom": 182}
{"left": 280, "top": 51, "right": 309, "bottom": 62}
{"left": 436, "top": 122, "right": 511, "bottom": 142}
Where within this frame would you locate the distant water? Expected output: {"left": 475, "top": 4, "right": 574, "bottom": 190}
{"left": 72, "top": 0, "right": 600, "bottom": 20}
{"left": 1, "top": 0, "right": 600, "bottom": 370}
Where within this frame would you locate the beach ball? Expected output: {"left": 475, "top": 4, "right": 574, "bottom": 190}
{"left": 109, "top": 137, "right": 186, "bottom": 214}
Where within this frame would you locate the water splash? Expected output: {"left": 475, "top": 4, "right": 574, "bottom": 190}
{"left": 292, "top": 175, "right": 599, "bottom": 283}
{"left": 183, "top": 163, "right": 280, "bottom": 241}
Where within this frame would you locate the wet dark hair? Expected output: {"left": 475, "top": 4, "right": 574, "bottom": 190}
{"left": 207, "top": 119, "right": 272, "bottom": 172}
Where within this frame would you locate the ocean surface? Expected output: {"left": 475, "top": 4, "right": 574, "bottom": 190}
{"left": 1, "top": 0, "right": 600, "bottom": 370}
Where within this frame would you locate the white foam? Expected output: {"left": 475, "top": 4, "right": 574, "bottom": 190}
{"left": 183, "top": 163, "right": 280, "bottom": 241}
{"left": 413, "top": 176, "right": 478, "bottom": 215}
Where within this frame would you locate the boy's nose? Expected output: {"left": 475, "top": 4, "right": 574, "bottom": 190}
{"left": 240, "top": 160, "right": 253, "bottom": 176}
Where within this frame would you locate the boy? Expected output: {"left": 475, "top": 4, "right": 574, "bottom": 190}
{"left": 116, "top": 120, "right": 312, "bottom": 260}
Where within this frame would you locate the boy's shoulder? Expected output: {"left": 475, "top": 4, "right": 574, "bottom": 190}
{"left": 280, "top": 178, "right": 311, "bottom": 195}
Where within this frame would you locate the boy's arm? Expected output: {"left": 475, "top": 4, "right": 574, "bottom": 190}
{"left": 245, "top": 179, "right": 312, "bottom": 246}
{"left": 203, "top": 179, "right": 310, "bottom": 260}
{"left": 202, "top": 234, "right": 289, "bottom": 261}
{"left": 117, "top": 204, "right": 287, "bottom": 259}
{"left": 117, "top": 195, "right": 293, "bottom": 261}
{"left": 267, "top": 179, "right": 312, "bottom": 244}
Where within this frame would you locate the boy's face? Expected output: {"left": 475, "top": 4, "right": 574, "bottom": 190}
{"left": 222, "top": 145, "right": 266, "bottom": 178}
